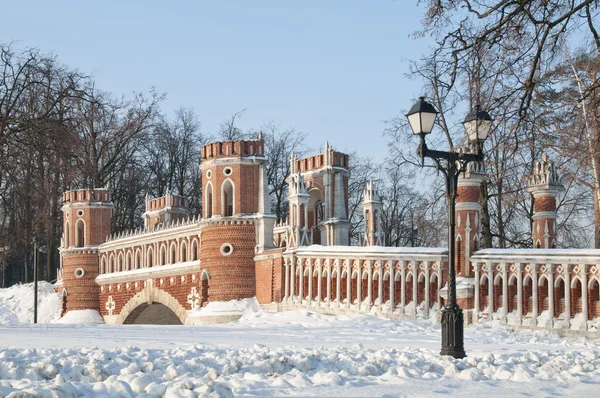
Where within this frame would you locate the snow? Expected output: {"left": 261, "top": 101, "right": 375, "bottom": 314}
{"left": 1, "top": 284, "right": 600, "bottom": 396}
{"left": 188, "top": 298, "right": 262, "bottom": 319}
{"left": 0, "top": 282, "right": 61, "bottom": 325}
{"left": 54, "top": 309, "right": 104, "bottom": 324}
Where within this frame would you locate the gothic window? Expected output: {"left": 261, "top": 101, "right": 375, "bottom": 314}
{"left": 206, "top": 183, "right": 213, "bottom": 218}
{"left": 65, "top": 222, "right": 70, "bottom": 247}
{"left": 222, "top": 180, "right": 234, "bottom": 216}
{"left": 75, "top": 220, "right": 85, "bottom": 247}
{"left": 316, "top": 200, "right": 324, "bottom": 224}
{"left": 191, "top": 240, "right": 198, "bottom": 261}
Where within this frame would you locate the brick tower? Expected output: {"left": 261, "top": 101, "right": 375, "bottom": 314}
{"left": 288, "top": 141, "right": 351, "bottom": 246}
{"left": 60, "top": 188, "right": 112, "bottom": 313}
{"left": 527, "top": 152, "right": 564, "bottom": 248}
{"left": 362, "top": 179, "right": 383, "bottom": 246}
{"left": 199, "top": 135, "right": 275, "bottom": 302}
{"left": 143, "top": 190, "right": 189, "bottom": 230}
{"left": 456, "top": 159, "right": 485, "bottom": 277}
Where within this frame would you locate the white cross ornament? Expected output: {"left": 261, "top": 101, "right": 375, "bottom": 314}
{"left": 187, "top": 287, "right": 200, "bottom": 309}
{"left": 105, "top": 296, "right": 115, "bottom": 316}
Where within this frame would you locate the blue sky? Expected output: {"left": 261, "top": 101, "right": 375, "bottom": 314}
{"left": 1, "top": 1, "right": 434, "bottom": 161}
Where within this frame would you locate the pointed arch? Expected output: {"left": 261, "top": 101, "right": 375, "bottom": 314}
{"left": 100, "top": 256, "right": 107, "bottom": 274}
{"left": 65, "top": 222, "right": 70, "bottom": 248}
{"left": 169, "top": 242, "right": 177, "bottom": 264}
{"left": 117, "top": 253, "right": 124, "bottom": 272}
{"left": 205, "top": 181, "right": 214, "bottom": 218}
{"left": 494, "top": 273, "right": 503, "bottom": 285}
{"left": 160, "top": 244, "right": 167, "bottom": 266}
{"left": 135, "top": 249, "right": 141, "bottom": 270}
{"left": 75, "top": 219, "right": 85, "bottom": 247}
{"left": 191, "top": 239, "right": 198, "bottom": 261}
{"left": 221, "top": 178, "right": 235, "bottom": 216}
{"left": 147, "top": 246, "right": 154, "bottom": 268}
{"left": 180, "top": 241, "right": 188, "bottom": 262}
{"left": 109, "top": 254, "right": 115, "bottom": 273}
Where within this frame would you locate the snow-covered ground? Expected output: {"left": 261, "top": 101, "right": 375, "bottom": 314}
{"left": 1, "top": 283, "right": 600, "bottom": 397}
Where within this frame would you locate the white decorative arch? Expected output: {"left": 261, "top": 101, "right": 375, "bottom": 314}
{"left": 508, "top": 274, "right": 517, "bottom": 285}
{"left": 361, "top": 270, "right": 368, "bottom": 279}
{"left": 159, "top": 244, "right": 167, "bottom": 266}
{"left": 117, "top": 253, "right": 124, "bottom": 272}
{"left": 100, "top": 256, "right": 107, "bottom": 274}
{"left": 351, "top": 270, "right": 359, "bottom": 279}
{"left": 147, "top": 246, "right": 154, "bottom": 268}
{"left": 523, "top": 274, "right": 532, "bottom": 286}
{"left": 372, "top": 271, "right": 380, "bottom": 280}
{"left": 205, "top": 181, "right": 214, "bottom": 218}
{"left": 430, "top": 272, "right": 438, "bottom": 282}
{"left": 191, "top": 239, "right": 199, "bottom": 261}
{"left": 109, "top": 254, "right": 115, "bottom": 273}
{"left": 221, "top": 178, "right": 236, "bottom": 216}
{"left": 169, "top": 242, "right": 178, "bottom": 264}
{"left": 538, "top": 274, "right": 548, "bottom": 287}
{"left": 114, "top": 288, "right": 188, "bottom": 325}
{"left": 65, "top": 221, "right": 70, "bottom": 248}
{"left": 493, "top": 273, "right": 503, "bottom": 285}
{"left": 554, "top": 275, "right": 565, "bottom": 288}
{"left": 313, "top": 268, "right": 319, "bottom": 277}
{"left": 383, "top": 271, "right": 390, "bottom": 281}
{"left": 201, "top": 269, "right": 211, "bottom": 281}
{"left": 180, "top": 241, "right": 188, "bottom": 262}
{"left": 394, "top": 271, "right": 402, "bottom": 282}
{"left": 588, "top": 276, "right": 600, "bottom": 290}
{"left": 418, "top": 273, "right": 425, "bottom": 283}
{"left": 135, "top": 249, "right": 141, "bottom": 269}
{"left": 75, "top": 219, "right": 86, "bottom": 247}
{"left": 571, "top": 276, "right": 582, "bottom": 289}
{"left": 304, "top": 267, "right": 310, "bottom": 276}
{"left": 406, "top": 272, "right": 413, "bottom": 282}
{"left": 480, "top": 274, "right": 489, "bottom": 285}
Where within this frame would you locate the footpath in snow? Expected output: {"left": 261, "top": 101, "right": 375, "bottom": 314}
{"left": 1, "top": 283, "right": 600, "bottom": 397}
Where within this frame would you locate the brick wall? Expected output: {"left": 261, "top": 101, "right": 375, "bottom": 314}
{"left": 62, "top": 251, "right": 100, "bottom": 312}
{"left": 201, "top": 221, "right": 257, "bottom": 301}
{"left": 255, "top": 248, "right": 285, "bottom": 304}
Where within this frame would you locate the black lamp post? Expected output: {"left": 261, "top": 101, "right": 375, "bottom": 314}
{"left": 406, "top": 97, "right": 492, "bottom": 359}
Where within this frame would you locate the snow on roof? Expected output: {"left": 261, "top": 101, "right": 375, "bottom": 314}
{"left": 290, "top": 245, "right": 447, "bottom": 258}
{"left": 472, "top": 248, "right": 600, "bottom": 262}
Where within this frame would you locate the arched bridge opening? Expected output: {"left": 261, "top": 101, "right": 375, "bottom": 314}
{"left": 123, "top": 303, "right": 184, "bottom": 325}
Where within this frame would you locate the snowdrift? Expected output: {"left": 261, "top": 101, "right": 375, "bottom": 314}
{"left": 0, "top": 281, "right": 61, "bottom": 324}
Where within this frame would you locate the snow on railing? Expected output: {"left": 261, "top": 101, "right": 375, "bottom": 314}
{"left": 471, "top": 249, "right": 600, "bottom": 333}
{"left": 282, "top": 245, "right": 448, "bottom": 319}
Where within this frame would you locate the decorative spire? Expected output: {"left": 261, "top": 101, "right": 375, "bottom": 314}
{"left": 257, "top": 130, "right": 263, "bottom": 141}
{"left": 363, "top": 179, "right": 382, "bottom": 203}
{"left": 528, "top": 152, "right": 562, "bottom": 187}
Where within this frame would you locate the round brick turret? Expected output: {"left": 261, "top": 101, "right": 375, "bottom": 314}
{"left": 526, "top": 153, "right": 564, "bottom": 248}
{"left": 200, "top": 219, "right": 257, "bottom": 302}
{"left": 60, "top": 188, "right": 112, "bottom": 313}
{"left": 455, "top": 161, "right": 485, "bottom": 276}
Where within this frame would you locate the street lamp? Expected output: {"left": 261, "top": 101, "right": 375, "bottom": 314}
{"left": 406, "top": 97, "right": 492, "bottom": 359}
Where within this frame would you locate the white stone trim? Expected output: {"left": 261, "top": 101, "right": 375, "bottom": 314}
{"left": 96, "top": 261, "right": 200, "bottom": 284}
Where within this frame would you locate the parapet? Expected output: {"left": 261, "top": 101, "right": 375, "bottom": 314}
{"left": 201, "top": 138, "right": 264, "bottom": 161}
{"left": 62, "top": 188, "right": 111, "bottom": 204}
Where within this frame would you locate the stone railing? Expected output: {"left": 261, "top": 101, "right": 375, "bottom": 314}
{"left": 470, "top": 249, "right": 600, "bottom": 335}
{"left": 282, "top": 245, "right": 448, "bottom": 319}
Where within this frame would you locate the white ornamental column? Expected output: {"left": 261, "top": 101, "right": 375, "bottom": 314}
{"left": 290, "top": 257, "right": 296, "bottom": 302}
{"left": 412, "top": 262, "right": 418, "bottom": 316}
{"left": 473, "top": 262, "right": 480, "bottom": 324}
{"left": 367, "top": 260, "right": 373, "bottom": 306}
{"left": 307, "top": 260, "right": 313, "bottom": 305}
{"left": 502, "top": 264, "right": 509, "bottom": 318}
{"left": 516, "top": 264, "right": 523, "bottom": 325}
{"left": 357, "top": 264, "right": 362, "bottom": 308}
{"left": 389, "top": 260, "right": 395, "bottom": 310}
{"left": 298, "top": 259, "right": 304, "bottom": 303}
{"left": 326, "top": 261, "right": 332, "bottom": 302}
{"left": 437, "top": 262, "right": 443, "bottom": 311}
{"left": 532, "top": 264, "right": 539, "bottom": 321}
{"left": 284, "top": 260, "right": 290, "bottom": 300}
{"left": 582, "top": 265, "right": 588, "bottom": 331}
{"left": 424, "top": 261, "right": 430, "bottom": 318}
{"left": 487, "top": 262, "right": 494, "bottom": 315}
{"left": 400, "top": 260, "right": 406, "bottom": 314}
{"left": 317, "top": 259, "right": 322, "bottom": 304}
{"left": 346, "top": 260, "right": 352, "bottom": 308}
{"left": 564, "top": 266, "right": 571, "bottom": 328}
{"left": 377, "top": 262, "right": 384, "bottom": 306}
{"left": 336, "top": 261, "right": 342, "bottom": 307}
{"left": 547, "top": 265, "right": 554, "bottom": 329}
